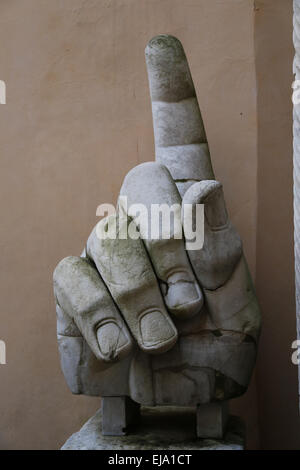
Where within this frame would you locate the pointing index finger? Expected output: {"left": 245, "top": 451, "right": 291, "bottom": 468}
{"left": 145, "top": 35, "right": 214, "bottom": 196}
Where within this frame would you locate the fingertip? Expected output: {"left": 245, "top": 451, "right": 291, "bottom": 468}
{"left": 183, "top": 180, "right": 228, "bottom": 229}
{"left": 164, "top": 279, "right": 204, "bottom": 319}
{"left": 183, "top": 180, "right": 222, "bottom": 204}
{"left": 145, "top": 34, "right": 195, "bottom": 103}
{"left": 138, "top": 309, "right": 178, "bottom": 354}
{"left": 145, "top": 34, "right": 184, "bottom": 56}
{"left": 96, "top": 321, "right": 133, "bottom": 362}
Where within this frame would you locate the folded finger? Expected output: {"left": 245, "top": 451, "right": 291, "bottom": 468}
{"left": 53, "top": 256, "right": 133, "bottom": 364}
{"left": 87, "top": 219, "right": 178, "bottom": 355}
{"left": 120, "top": 162, "right": 204, "bottom": 319}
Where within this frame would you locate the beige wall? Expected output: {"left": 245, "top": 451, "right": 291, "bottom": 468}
{"left": 0, "top": 0, "right": 296, "bottom": 450}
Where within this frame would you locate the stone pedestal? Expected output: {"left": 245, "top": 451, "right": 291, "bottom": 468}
{"left": 102, "top": 397, "right": 141, "bottom": 436}
{"left": 62, "top": 406, "right": 245, "bottom": 450}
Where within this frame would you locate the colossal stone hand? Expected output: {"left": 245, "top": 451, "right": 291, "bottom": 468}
{"left": 53, "top": 36, "right": 261, "bottom": 427}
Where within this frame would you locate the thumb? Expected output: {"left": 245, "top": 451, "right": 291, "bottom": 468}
{"left": 182, "top": 180, "right": 242, "bottom": 290}
{"left": 183, "top": 180, "right": 228, "bottom": 230}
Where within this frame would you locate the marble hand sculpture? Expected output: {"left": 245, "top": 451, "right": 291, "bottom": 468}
{"left": 53, "top": 35, "right": 261, "bottom": 439}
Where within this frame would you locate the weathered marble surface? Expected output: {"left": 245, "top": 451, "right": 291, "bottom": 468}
{"left": 53, "top": 34, "right": 261, "bottom": 439}
{"left": 120, "top": 162, "right": 204, "bottom": 319}
{"left": 145, "top": 35, "right": 214, "bottom": 198}
{"left": 62, "top": 407, "right": 245, "bottom": 450}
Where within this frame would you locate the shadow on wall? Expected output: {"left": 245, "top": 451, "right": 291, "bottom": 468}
{"left": 254, "top": 0, "right": 300, "bottom": 450}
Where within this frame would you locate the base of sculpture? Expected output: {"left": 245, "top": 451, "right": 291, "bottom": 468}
{"left": 61, "top": 406, "right": 245, "bottom": 450}
{"left": 101, "top": 397, "right": 229, "bottom": 439}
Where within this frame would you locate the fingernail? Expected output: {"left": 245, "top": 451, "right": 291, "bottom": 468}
{"left": 97, "top": 322, "right": 129, "bottom": 361}
{"left": 165, "top": 280, "right": 203, "bottom": 318}
{"left": 140, "top": 310, "right": 177, "bottom": 353}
